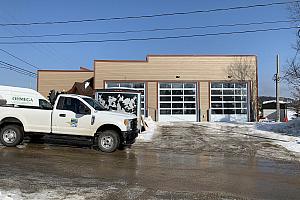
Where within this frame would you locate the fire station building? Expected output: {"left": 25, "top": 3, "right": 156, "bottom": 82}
{"left": 37, "top": 55, "right": 258, "bottom": 122}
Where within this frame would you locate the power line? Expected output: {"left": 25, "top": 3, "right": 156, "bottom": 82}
{"left": 0, "top": 19, "right": 298, "bottom": 39}
{"left": 0, "top": 48, "right": 39, "bottom": 69}
{"left": 0, "top": 60, "right": 37, "bottom": 77}
{"left": 0, "top": 1, "right": 298, "bottom": 26}
{"left": 0, "top": 61, "right": 37, "bottom": 77}
{"left": 0, "top": 26, "right": 297, "bottom": 45}
{"left": 0, "top": 65, "right": 36, "bottom": 77}
{"left": 0, "top": 9, "right": 75, "bottom": 67}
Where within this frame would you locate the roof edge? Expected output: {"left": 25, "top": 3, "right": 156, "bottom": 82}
{"left": 38, "top": 67, "right": 93, "bottom": 72}
{"left": 94, "top": 54, "right": 257, "bottom": 63}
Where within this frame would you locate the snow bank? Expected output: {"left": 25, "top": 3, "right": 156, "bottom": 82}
{"left": 136, "top": 117, "right": 157, "bottom": 142}
{"left": 277, "top": 140, "right": 300, "bottom": 154}
{"left": 255, "top": 118, "right": 300, "bottom": 137}
{"left": 194, "top": 120, "right": 300, "bottom": 155}
{"left": 253, "top": 119, "right": 300, "bottom": 155}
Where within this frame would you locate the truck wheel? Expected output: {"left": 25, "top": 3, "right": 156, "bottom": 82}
{"left": 97, "top": 130, "right": 120, "bottom": 153}
{"left": 0, "top": 125, "right": 23, "bottom": 147}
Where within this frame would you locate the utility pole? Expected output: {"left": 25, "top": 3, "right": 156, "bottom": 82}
{"left": 276, "top": 54, "right": 280, "bottom": 122}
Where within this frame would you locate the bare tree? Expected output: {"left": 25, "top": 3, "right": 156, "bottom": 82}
{"left": 226, "top": 57, "right": 256, "bottom": 82}
{"left": 283, "top": 2, "right": 300, "bottom": 106}
{"left": 284, "top": 59, "right": 300, "bottom": 88}
{"left": 226, "top": 57, "right": 257, "bottom": 121}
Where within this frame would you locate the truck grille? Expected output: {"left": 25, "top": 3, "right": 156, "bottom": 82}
{"left": 131, "top": 118, "right": 138, "bottom": 130}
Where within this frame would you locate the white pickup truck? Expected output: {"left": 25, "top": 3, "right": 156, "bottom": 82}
{"left": 0, "top": 86, "right": 139, "bottom": 152}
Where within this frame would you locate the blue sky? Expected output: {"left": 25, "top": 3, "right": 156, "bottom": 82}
{"left": 0, "top": 0, "right": 297, "bottom": 97}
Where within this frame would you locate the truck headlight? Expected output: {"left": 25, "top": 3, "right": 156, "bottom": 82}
{"left": 123, "top": 119, "right": 131, "bottom": 130}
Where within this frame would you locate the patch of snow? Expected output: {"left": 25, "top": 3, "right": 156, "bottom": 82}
{"left": 137, "top": 117, "right": 157, "bottom": 142}
{"left": 287, "top": 110, "right": 298, "bottom": 121}
{"left": 277, "top": 140, "right": 300, "bottom": 155}
{"left": 0, "top": 190, "right": 22, "bottom": 200}
{"left": 255, "top": 118, "right": 300, "bottom": 137}
{"left": 232, "top": 119, "right": 300, "bottom": 155}
{"left": 194, "top": 121, "right": 300, "bottom": 155}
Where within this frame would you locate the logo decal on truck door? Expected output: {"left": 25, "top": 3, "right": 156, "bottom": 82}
{"left": 66, "top": 118, "right": 78, "bottom": 127}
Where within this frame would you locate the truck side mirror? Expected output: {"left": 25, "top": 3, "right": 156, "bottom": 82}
{"left": 84, "top": 107, "right": 91, "bottom": 115}
{"left": 78, "top": 104, "right": 91, "bottom": 115}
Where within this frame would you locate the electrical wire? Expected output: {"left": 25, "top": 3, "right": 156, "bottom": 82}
{"left": 0, "top": 60, "right": 37, "bottom": 77}
{"left": 0, "top": 26, "right": 297, "bottom": 44}
{"left": 0, "top": 48, "right": 39, "bottom": 69}
{"left": 0, "top": 65, "right": 37, "bottom": 77}
{"left": 0, "top": 19, "right": 298, "bottom": 39}
{"left": 0, "top": 1, "right": 297, "bottom": 26}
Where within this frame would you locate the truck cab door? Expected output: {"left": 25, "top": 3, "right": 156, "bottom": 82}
{"left": 52, "top": 96, "right": 92, "bottom": 136}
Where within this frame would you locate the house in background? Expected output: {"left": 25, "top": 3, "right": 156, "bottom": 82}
{"left": 262, "top": 100, "right": 288, "bottom": 122}
{"left": 37, "top": 55, "right": 258, "bottom": 122}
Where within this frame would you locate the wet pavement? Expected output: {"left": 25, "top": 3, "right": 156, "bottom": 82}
{"left": 0, "top": 123, "right": 300, "bottom": 200}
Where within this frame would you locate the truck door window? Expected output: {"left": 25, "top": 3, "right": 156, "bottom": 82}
{"left": 39, "top": 99, "right": 53, "bottom": 110}
{"left": 56, "top": 97, "right": 90, "bottom": 115}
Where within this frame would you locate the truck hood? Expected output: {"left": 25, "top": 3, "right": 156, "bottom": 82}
{"left": 94, "top": 111, "right": 137, "bottom": 120}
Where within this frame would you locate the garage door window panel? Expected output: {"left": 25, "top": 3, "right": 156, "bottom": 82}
{"left": 172, "top": 90, "right": 183, "bottom": 95}
{"left": 172, "top": 96, "right": 183, "bottom": 101}
{"left": 211, "top": 90, "right": 222, "bottom": 95}
{"left": 160, "top": 103, "right": 171, "bottom": 108}
{"left": 160, "top": 109, "right": 171, "bottom": 115}
{"left": 173, "top": 103, "right": 183, "bottom": 108}
{"left": 184, "top": 90, "right": 195, "bottom": 95}
{"left": 160, "top": 83, "right": 172, "bottom": 88}
{"left": 184, "top": 109, "right": 196, "bottom": 114}
{"left": 184, "top": 103, "right": 196, "bottom": 108}
{"left": 223, "top": 90, "right": 234, "bottom": 95}
{"left": 160, "top": 90, "right": 171, "bottom": 95}
{"left": 172, "top": 109, "right": 183, "bottom": 115}
{"left": 223, "top": 96, "right": 234, "bottom": 101}
{"left": 160, "top": 96, "right": 171, "bottom": 101}
{"left": 173, "top": 83, "right": 183, "bottom": 88}
{"left": 184, "top": 96, "right": 196, "bottom": 101}
{"left": 184, "top": 83, "right": 195, "bottom": 88}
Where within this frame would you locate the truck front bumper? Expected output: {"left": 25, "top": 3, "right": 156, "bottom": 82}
{"left": 121, "top": 129, "right": 139, "bottom": 145}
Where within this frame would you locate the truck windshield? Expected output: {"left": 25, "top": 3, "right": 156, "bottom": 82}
{"left": 83, "top": 98, "right": 107, "bottom": 111}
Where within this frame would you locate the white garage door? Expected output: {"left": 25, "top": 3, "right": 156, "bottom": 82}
{"left": 158, "top": 82, "right": 197, "bottom": 122}
{"left": 210, "top": 82, "right": 249, "bottom": 122}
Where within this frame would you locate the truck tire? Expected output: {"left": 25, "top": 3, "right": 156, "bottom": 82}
{"left": 97, "top": 130, "right": 120, "bottom": 153}
{"left": 0, "top": 125, "right": 23, "bottom": 147}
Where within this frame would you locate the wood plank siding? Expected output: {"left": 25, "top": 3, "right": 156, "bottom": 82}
{"left": 94, "top": 55, "right": 257, "bottom": 88}
{"left": 199, "top": 81, "right": 209, "bottom": 121}
{"left": 147, "top": 82, "right": 158, "bottom": 120}
{"left": 38, "top": 70, "right": 94, "bottom": 97}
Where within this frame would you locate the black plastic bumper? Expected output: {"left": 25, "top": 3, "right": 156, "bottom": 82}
{"left": 121, "top": 129, "right": 139, "bottom": 145}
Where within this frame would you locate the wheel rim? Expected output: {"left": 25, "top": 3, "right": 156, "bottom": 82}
{"left": 100, "top": 136, "right": 114, "bottom": 150}
{"left": 3, "top": 129, "right": 17, "bottom": 144}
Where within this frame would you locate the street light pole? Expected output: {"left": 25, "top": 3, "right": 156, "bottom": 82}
{"left": 276, "top": 54, "right": 280, "bottom": 122}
